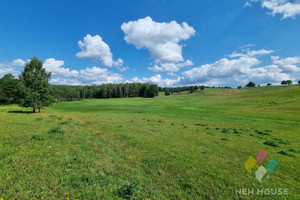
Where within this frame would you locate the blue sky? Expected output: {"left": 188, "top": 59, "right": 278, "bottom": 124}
{"left": 0, "top": 0, "right": 300, "bottom": 87}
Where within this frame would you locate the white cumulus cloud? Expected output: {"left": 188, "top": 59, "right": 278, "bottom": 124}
{"left": 0, "top": 58, "right": 27, "bottom": 78}
{"left": 76, "top": 34, "right": 123, "bottom": 67}
{"left": 246, "top": 0, "right": 300, "bottom": 19}
{"left": 179, "top": 48, "right": 295, "bottom": 87}
{"left": 131, "top": 74, "right": 180, "bottom": 87}
{"left": 229, "top": 49, "right": 274, "bottom": 57}
{"left": 79, "top": 66, "right": 123, "bottom": 85}
{"left": 148, "top": 59, "right": 193, "bottom": 72}
{"left": 272, "top": 55, "right": 300, "bottom": 72}
{"left": 10, "top": 59, "right": 26, "bottom": 67}
{"left": 43, "top": 58, "right": 79, "bottom": 77}
{"left": 121, "top": 16, "right": 195, "bottom": 69}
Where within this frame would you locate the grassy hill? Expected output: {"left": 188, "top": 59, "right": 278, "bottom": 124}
{"left": 0, "top": 85, "right": 299, "bottom": 199}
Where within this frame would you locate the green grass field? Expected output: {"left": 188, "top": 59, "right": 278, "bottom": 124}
{"left": 0, "top": 86, "right": 299, "bottom": 199}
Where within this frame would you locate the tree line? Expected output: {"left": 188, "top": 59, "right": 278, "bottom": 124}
{"left": 51, "top": 82, "right": 159, "bottom": 101}
{"left": 0, "top": 57, "right": 160, "bottom": 111}
{"left": 1, "top": 57, "right": 299, "bottom": 112}
{"left": 242, "top": 80, "right": 299, "bottom": 88}
{"left": 159, "top": 85, "right": 206, "bottom": 96}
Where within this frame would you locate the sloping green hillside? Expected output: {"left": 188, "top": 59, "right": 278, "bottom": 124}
{"left": 0, "top": 86, "right": 299, "bottom": 199}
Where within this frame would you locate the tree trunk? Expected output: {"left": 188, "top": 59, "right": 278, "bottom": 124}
{"left": 33, "top": 108, "right": 36, "bottom": 113}
{"left": 38, "top": 108, "right": 40, "bottom": 113}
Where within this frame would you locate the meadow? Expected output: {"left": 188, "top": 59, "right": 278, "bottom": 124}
{"left": 0, "top": 86, "right": 299, "bottom": 199}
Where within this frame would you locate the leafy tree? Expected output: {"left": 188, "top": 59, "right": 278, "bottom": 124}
{"left": 194, "top": 86, "right": 199, "bottom": 91}
{"left": 139, "top": 83, "right": 150, "bottom": 97}
{"left": 281, "top": 80, "right": 287, "bottom": 85}
{"left": 237, "top": 86, "right": 242, "bottom": 89}
{"left": 298, "top": 80, "right": 300, "bottom": 85}
{"left": 267, "top": 83, "right": 272, "bottom": 86}
{"left": 287, "top": 80, "right": 293, "bottom": 85}
{"left": 0, "top": 74, "right": 19, "bottom": 104}
{"left": 116, "top": 84, "right": 123, "bottom": 98}
{"left": 146, "top": 84, "right": 159, "bottom": 97}
{"left": 165, "top": 88, "right": 171, "bottom": 96}
{"left": 189, "top": 86, "right": 195, "bottom": 93}
{"left": 18, "top": 57, "right": 54, "bottom": 113}
{"left": 246, "top": 81, "right": 255, "bottom": 88}
{"left": 123, "top": 83, "right": 129, "bottom": 97}
{"left": 200, "top": 85, "right": 205, "bottom": 91}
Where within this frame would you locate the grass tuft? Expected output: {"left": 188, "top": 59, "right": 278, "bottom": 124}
{"left": 263, "top": 140, "right": 280, "bottom": 147}
{"left": 31, "top": 134, "right": 44, "bottom": 140}
{"left": 118, "top": 182, "right": 140, "bottom": 199}
{"left": 35, "top": 117, "right": 43, "bottom": 121}
{"left": 48, "top": 127, "right": 65, "bottom": 135}
{"left": 278, "top": 150, "right": 293, "bottom": 156}
{"left": 221, "top": 138, "right": 229, "bottom": 141}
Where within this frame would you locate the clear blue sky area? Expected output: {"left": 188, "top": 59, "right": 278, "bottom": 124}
{"left": 0, "top": 0, "right": 299, "bottom": 87}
